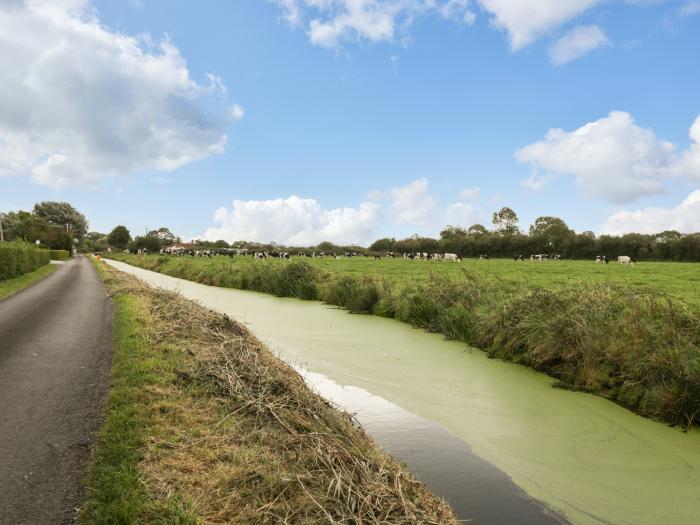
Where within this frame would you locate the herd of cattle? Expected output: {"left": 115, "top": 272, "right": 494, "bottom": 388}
{"left": 117, "top": 246, "right": 637, "bottom": 264}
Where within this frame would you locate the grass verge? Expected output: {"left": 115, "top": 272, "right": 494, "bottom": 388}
{"left": 81, "top": 259, "right": 457, "bottom": 524}
{"left": 105, "top": 254, "right": 700, "bottom": 429}
{"left": 0, "top": 263, "right": 57, "bottom": 301}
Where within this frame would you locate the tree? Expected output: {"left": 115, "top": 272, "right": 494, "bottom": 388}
{"left": 439, "top": 226, "right": 468, "bottom": 240}
{"left": 467, "top": 224, "right": 488, "bottom": 236}
{"left": 491, "top": 207, "right": 519, "bottom": 235}
{"left": 369, "top": 238, "right": 396, "bottom": 252}
{"left": 213, "top": 239, "right": 229, "bottom": 248}
{"left": 132, "top": 235, "right": 161, "bottom": 252}
{"left": 108, "top": 225, "right": 131, "bottom": 249}
{"left": 528, "top": 216, "right": 574, "bottom": 253}
{"left": 33, "top": 201, "right": 88, "bottom": 240}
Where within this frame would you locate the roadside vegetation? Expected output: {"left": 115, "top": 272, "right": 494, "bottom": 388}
{"left": 81, "top": 260, "right": 457, "bottom": 524}
{"left": 0, "top": 264, "right": 58, "bottom": 301}
{"left": 0, "top": 242, "right": 52, "bottom": 281}
{"left": 106, "top": 253, "right": 700, "bottom": 429}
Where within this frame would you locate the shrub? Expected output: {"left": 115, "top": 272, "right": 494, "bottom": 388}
{"left": 0, "top": 242, "right": 51, "bottom": 280}
{"left": 321, "top": 276, "right": 383, "bottom": 313}
{"left": 50, "top": 249, "right": 71, "bottom": 260}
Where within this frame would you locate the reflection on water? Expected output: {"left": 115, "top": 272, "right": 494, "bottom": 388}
{"left": 300, "top": 369, "right": 567, "bottom": 524}
{"left": 105, "top": 259, "right": 700, "bottom": 525}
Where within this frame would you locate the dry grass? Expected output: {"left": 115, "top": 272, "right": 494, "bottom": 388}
{"left": 98, "top": 263, "right": 458, "bottom": 524}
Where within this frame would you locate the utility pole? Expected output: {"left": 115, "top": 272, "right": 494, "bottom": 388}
{"left": 0, "top": 209, "right": 4, "bottom": 242}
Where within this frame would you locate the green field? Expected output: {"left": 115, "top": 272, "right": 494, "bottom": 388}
{"left": 115, "top": 254, "right": 700, "bottom": 304}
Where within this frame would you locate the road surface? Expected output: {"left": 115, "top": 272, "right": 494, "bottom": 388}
{"left": 0, "top": 256, "right": 113, "bottom": 524}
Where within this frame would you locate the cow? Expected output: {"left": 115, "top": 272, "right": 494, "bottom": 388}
{"left": 444, "top": 253, "right": 461, "bottom": 262}
{"left": 479, "top": 254, "right": 490, "bottom": 260}
{"left": 596, "top": 255, "right": 607, "bottom": 264}
{"left": 618, "top": 255, "right": 635, "bottom": 265}
{"left": 514, "top": 254, "right": 524, "bottom": 261}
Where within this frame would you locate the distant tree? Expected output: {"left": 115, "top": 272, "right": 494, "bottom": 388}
{"left": 369, "top": 238, "right": 396, "bottom": 251}
{"left": 529, "top": 216, "right": 574, "bottom": 253}
{"left": 108, "top": 225, "right": 131, "bottom": 249}
{"left": 132, "top": 235, "right": 162, "bottom": 252}
{"left": 656, "top": 230, "right": 682, "bottom": 242}
{"left": 317, "top": 241, "right": 339, "bottom": 253}
{"left": 213, "top": 239, "right": 230, "bottom": 248}
{"left": 467, "top": 224, "right": 488, "bottom": 236}
{"left": 439, "top": 226, "right": 468, "bottom": 240}
{"left": 491, "top": 207, "right": 519, "bottom": 235}
{"left": 33, "top": 201, "right": 88, "bottom": 240}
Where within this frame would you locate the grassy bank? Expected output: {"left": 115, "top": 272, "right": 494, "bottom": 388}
{"left": 106, "top": 254, "right": 700, "bottom": 429}
{"left": 81, "top": 260, "right": 457, "bottom": 524}
{"left": 0, "top": 264, "right": 58, "bottom": 301}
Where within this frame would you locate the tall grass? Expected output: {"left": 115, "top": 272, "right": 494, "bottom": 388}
{"left": 106, "top": 254, "right": 700, "bottom": 428}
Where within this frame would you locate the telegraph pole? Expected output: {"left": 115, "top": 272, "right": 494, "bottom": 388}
{"left": 0, "top": 209, "right": 4, "bottom": 242}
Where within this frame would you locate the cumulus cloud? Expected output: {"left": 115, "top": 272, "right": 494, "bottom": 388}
{"left": 478, "top": 0, "right": 604, "bottom": 49}
{"left": 601, "top": 190, "right": 700, "bottom": 234}
{"left": 275, "top": 0, "right": 476, "bottom": 48}
{"left": 515, "top": 111, "right": 686, "bottom": 204}
{"left": 0, "top": 0, "right": 235, "bottom": 188}
{"left": 549, "top": 25, "right": 610, "bottom": 65}
{"left": 203, "top": 196, "right": 382, "bottom": 246}
{"left": 276, "top": 0, "right": 661, "bottom": 53}
{"left": 521, "top": 169, "right": 552, "bottom": 191}
{"left": 387, "top": 177, "right": 437, "bottom": 224}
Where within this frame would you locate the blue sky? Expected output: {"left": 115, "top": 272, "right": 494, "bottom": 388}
{"left": 1, "top": 0, "right": 699, "bottom": 245}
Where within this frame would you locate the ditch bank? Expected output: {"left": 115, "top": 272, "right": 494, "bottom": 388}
{"left": 82, "top": 260, "right": 457, "bottom": 524}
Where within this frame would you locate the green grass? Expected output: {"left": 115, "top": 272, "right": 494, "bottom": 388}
{"left": 80, "top": 262, "right": 199, "bottom": 524}
{"left": 110, "top": 255, "right": 700, "bottom": 304}
{"left": 105, "top": 254, "right": 700, "bottom": 428}
{"left": 0, "top": 263, "right": 57, "bottom": 301}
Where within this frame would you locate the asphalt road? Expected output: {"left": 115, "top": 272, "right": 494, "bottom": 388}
{"left": 0, "top": 256, "right": 113, "bottom": 524}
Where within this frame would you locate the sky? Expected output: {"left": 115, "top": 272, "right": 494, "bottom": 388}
{"left": 1, "top": 0, "right": 699, "bottom": 245}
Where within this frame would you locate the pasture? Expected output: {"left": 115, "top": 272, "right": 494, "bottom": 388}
{"left": 125, "top": 254, "right": 700, "bottom": 304}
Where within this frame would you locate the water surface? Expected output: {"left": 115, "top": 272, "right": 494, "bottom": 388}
{"left": 105, "top": 259, "right": 700, "bottom": 525}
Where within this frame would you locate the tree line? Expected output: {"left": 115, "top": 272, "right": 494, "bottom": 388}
{"left": 3, "top": 203, "right": 699, "bottom": 261}
{"left": 369, "top": 208, "right": 700, "bottom": 262}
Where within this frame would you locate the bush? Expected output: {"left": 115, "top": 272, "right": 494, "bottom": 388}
{"left": 50, "top": 249, "right": 71, "bottom": 261}
{"left": 0, "top": 243, "right": 51, "bottom": 280}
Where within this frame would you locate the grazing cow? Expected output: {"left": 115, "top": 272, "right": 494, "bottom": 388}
{"left": 254, "top": 252, "right": 266, "bottom": 260}
{"left": 479, "top": 254, "right": 490, "bottom": 260}
{"left": 514, "top": 254, "right": 524, "bottom": 261}
{"left": 618, "top": 255, "right": 634, "bottom": 265}
{"left": 444, "top": 253, "right": 461, "bottom": 262}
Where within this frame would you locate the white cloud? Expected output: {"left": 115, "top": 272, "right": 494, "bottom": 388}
{"left": 230, "top": 104, "right": 246, "bottom": 121}
{"left": 458, "top": 186, "right": 480, "bottom": 200}
{"left": 204, "top": 196, "right": 382, "bottom": 245}
{"left": 387, "top": 177, "right": 437, "bottom": 224}
{"left": 521, "top": 169, "right": 552, "bottom": 191}
{"left": 549, "top": 25, "right": 610, "bottom": 65}
{"left": 601, "top": 190, "right": 700, "bottom": 234}
{"left": 515, "top": 111, "right": 683, "bottom": 204}
{"left": 0, "top": 0, "right": 233, "bottom": 188}
{"left": 672, "top": 115, "right": 700, "bottom": 179}
{"left": 275, "top": 0, "right": 476, "bottom": 48}
{"left": 476, "top": 0, "right": 604, "bottom": 50}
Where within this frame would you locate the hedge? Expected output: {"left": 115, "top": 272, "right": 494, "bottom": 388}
{"left": 50, "top": 250, "right": 71, "bottom": 261}
{"left": 0, "top": 243, "right": 52, "bottom": 281}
